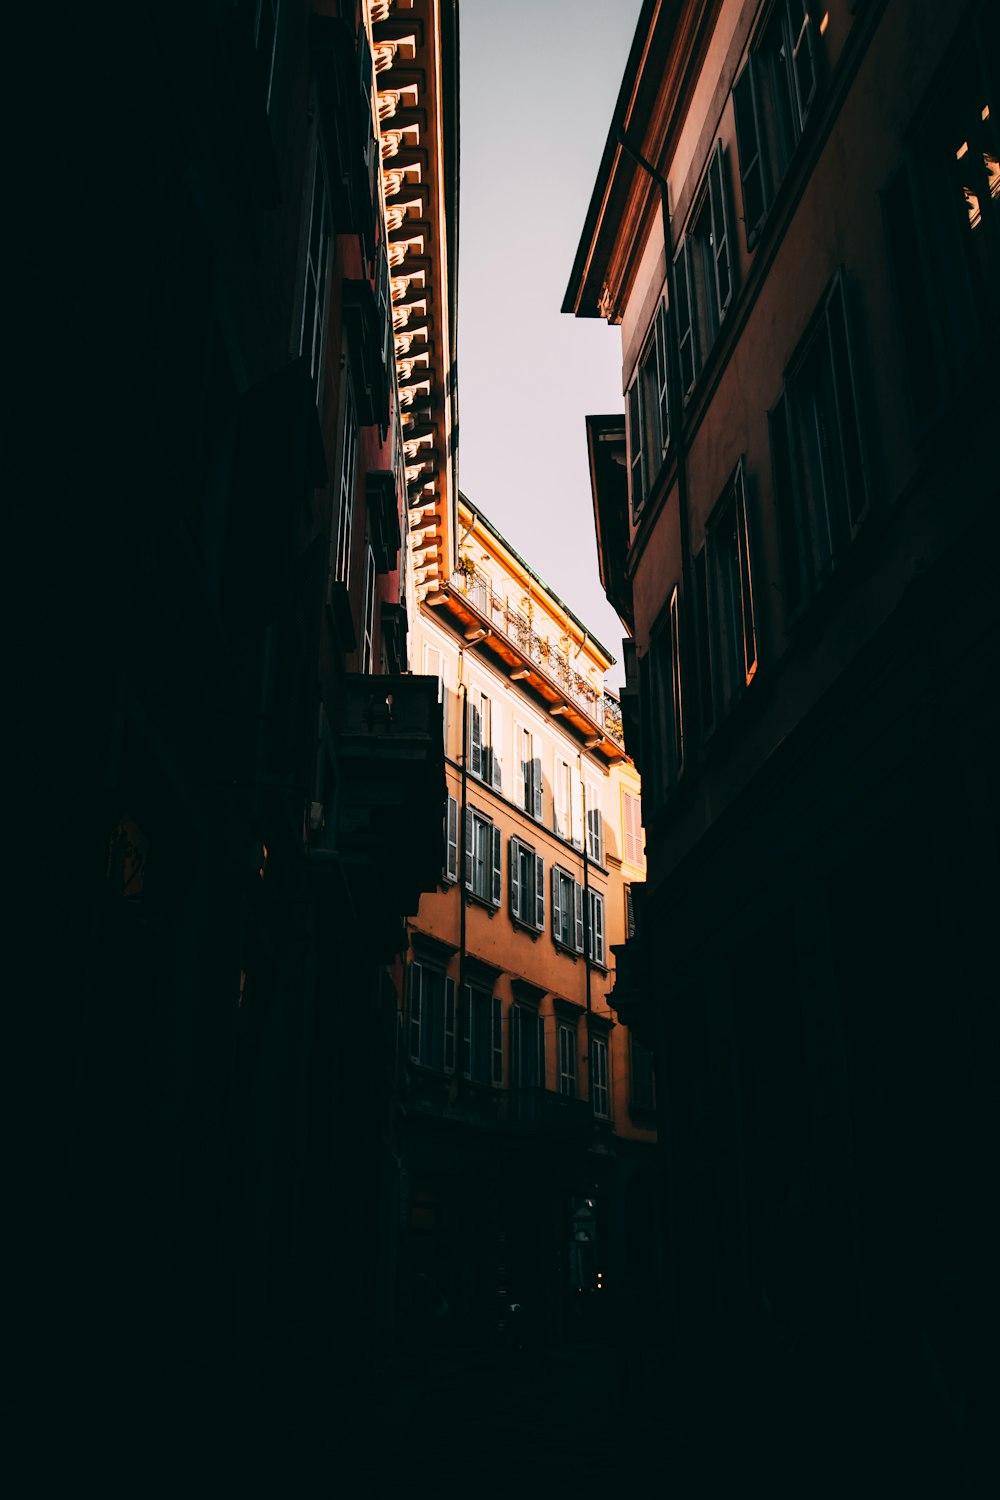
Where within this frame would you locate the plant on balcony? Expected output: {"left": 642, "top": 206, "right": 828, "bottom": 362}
{"left": 455, "top": 554, "right": 475, "bottom": 581}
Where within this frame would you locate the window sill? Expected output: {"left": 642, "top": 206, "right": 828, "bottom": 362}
{"left": 552, "top": 937, "right": 582, "bottom": 961}
{"left": 511, "top": 914, "right": 543, "bottom": 940}
{"left": 464, "top": 890, "right": 499, "bottom": 917}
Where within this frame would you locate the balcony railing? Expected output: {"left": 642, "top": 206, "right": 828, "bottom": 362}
{"left": 451, "top": 563, "right": 624, "bottom": 747}
{"left": 503, "top": 1086, "right": 596, "bottom": 1143}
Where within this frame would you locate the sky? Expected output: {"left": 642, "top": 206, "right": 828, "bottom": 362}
{"left": 456, "top": 0, "right": 643, "bottom": 687}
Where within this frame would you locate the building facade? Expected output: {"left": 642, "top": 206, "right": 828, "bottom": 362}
{"left": 398, "top": 495, "right": 658, "bottom": 1350}
{"left": 566, "top": 0, "right": 1000, "bottom": 1374}
{"left": 9, "top": 0, "right": 455, "bottom": 1488}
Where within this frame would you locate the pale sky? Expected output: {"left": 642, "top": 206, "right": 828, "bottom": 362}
{"left": 456, "top": 0, "right": 643, "bottom": 687}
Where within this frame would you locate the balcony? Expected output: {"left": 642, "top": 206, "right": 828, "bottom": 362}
{"left": 503, "top": 1087, "right": 596, "bottom": 1145}
{"left": 307, "top": 675, "right": 445, "bottom": 954}
{"left": 449, "top": 563, "right": 624, "bottom": 749}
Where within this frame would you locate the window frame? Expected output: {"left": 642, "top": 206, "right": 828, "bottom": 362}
{"left": 301, "top": 129, "right": 333, "bottom": 404}
{"left": 590, "top": 1034, "right": 610, "bottom": 1119}
{"left": 551, "top": 864, "right": 584, "bottom": 954}
{"left": 409, "top": 961, "right": 457, "bottom": 1075}
{"left": 509, "top": 835, "right": 545, "bottom": 932}
{"left": 698, "top": 459, "right": 759, "bottom": 724}
{"left": 558, "top": 1023, "right": 578, "bottom": 1098}
{"left": 768, "top": 272, "right": 869, "bottom": 622}
{"left": 626, "top": 299, "right": 670, "bottom": 522}
{"left": 360, "top": 530, "right": 376, "bottom": 672}
{"left": 673, "top": 142, "right": 735, "bottom": 402}
{"left": 586, "top": 888, "right": 606, "bottom": 968}
{"left": 464, "top": 804, "right": 501, "bottom": 908}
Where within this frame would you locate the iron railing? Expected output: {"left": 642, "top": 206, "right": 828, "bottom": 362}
{"left": 452, "top": 563, "right": 624, "bottom": 746}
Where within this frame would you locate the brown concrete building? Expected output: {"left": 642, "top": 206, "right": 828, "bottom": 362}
{"left": 399, "top": 495, "right": 659, "bottom": 1349}
{"left": 566, "top": 0, "right": 1000, "bottom": 1378}
{"left": 8, "top": 0, "right": 455, "bottom": 1488}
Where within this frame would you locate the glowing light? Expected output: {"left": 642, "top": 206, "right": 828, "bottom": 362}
{"left": 956, "top": 140, "right": 969, "bottom": 160}
{"left": 983, "top": 104, "right": 991, "bottom": 122}
{"left": 819, "top": 11, "right": 829, "bottom": 35}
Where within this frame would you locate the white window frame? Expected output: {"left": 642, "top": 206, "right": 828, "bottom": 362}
{"left": 697, "top": 459, "right": 758, "bottom": 722}
{"left": 469, "top": 684, "right": 502, "bottom": 791}
{"left": 464, "top": 805, "right": 501, "bottom": 907}
{"left": 558, "top": 1024, "right": 578, "bottom": 1098}
{"left": 622, "top": 789, "right": 643, "bottom": 868}
{"left": 443, "top": 794, "right": 459, "bottom": 883}
{"left": 515, "top": 722, "right": 543, "bottom": 820}
{"left": 626, "top": 300, "right": 670, "bottom": 522}
{"left": 586, "top": 888, "right": 606, "bottom": 968}
{"left": 585, "top": 782, "right": 604, "bottom": 864}
{"left": 590, "top": 1034, "right": 610, "bottom": 1119}
{"left": 551, "top": 865, "right": 584, "bottom": 954}
{"left": 509, "top": 836, "right": 545, "bottom": 931}
{"left": 409, "top": 962, "right": 456, "bottom": 1075}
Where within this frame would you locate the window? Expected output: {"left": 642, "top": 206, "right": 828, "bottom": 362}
{"left": 630, "top": 1034, "right": 656, "bottom": 1112}
{"left": 586, "top": 889, "right": 606, "bottom": 968}
{"left": 626, "top": 300, "right": 670, "bottom": 520}
{"left": 360, "top": 533, "right": 376, "bottom": 672}
{"left": 769, "top": 275, "right": 868, "bottom": 617}
{"left": 464, "top": 805, "right": 501, "bottom": 907}
{"left": 423, "top": 642, "right": 447, "bottom": 743}
{"left": 333, "top": 377, "right": 358, "bottom": 588}
{"left": 302, "top": 136, "right": 333, "bottom": 402}
{"left": 240, "top": 0, "right": 281, "bottom": 111}
{"left": 509, "top": 836, "right": 545, "bottom": 931}
{"left": 409, "top": 963, "right": 456, "bottom": 1074}
{"left": 622, "top": 790, "right": 643, "bottom": 867}
{"left": 554, "top": 757, "right": 582, "bottom": 844}
{"left": 641, "top": 585, "right": 683, "bottom": 809}
{"left": 882, "top": 9, "right": 1000, "bottom": 424}
{"left": 733, "top": 0, "right": 820, "bottom": 248}
{"left": 460, "top": 986, "right": 503, "bottom": 1086}
{"left": 551, "top": 866, "right": 584, "bottom": 954}
{"left": 590, "top": 1034, "right": 610, "bottom": 1119}
{"left": 443, "top": 794, "right": 459, "bottom": 883}
{"left": 516, "top": 724, "right": 543, "bottom": 819}
{"left": 696, "top": 461, "right": 758, "bottom": 725}
{"left": 469, "top": 686, "right": 502, "bottom": 791}
{"left": 585, "top": 784, "right": 604, "bottom": 864}
{"left": 558, "top": 1024, "right": 578, "bottom": 1098}
{"left": 673, "top": 142, "right": 734, "bottom": 398}
{"left": 511, "top": 1004, "right": 545, "bottom": 1089}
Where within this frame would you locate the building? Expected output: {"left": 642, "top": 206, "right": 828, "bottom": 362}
{"left": 398, "top": 493, "right": 659, "bottom": 1350}
{"left": 8, "top": 0, "right": 455, "bottom": 1488}
{"left": 565, "top": 0, "right": 1000, "bottom": 1376}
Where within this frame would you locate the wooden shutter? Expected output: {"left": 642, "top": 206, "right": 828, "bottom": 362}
{"left": 571, "top": 769, "right": 584, "bottom": 849}
{"left": 491, "top": 997, "right": 503, "bottom": 1087}
{"left": 490, "top": 700, "right": 503, "bottom": 791}
{"left": 443, "top": 976, "right": 456, "bottom": 1074}
{"left": 445, "top": 795, "right": 459, "bottom": 882}
{"left": 674, "top": 238, "right": 696, "bottom": 397}
{"left": 554, "top": 759, "right": 567, "bottom": 837}
{"left": 509, "top": 836, "right": 521, "bottom": 919}
{"left": 468, "top": 688, "right": 482, "bottom": 778}
{"left": 655, "top": 301, "right": 670, "bottom": 457}
{"left": 591, "top": 892, "right": 604, "bottom": 966}
{"left": 551, "top": 865, "right": 563, "bottom": 943}
{"left": 536, "top": 1012, "right": 546, "bottom": 1088}
{"left": 409, "top": 963, "right": 422, "bottom": 1061}
{"left": 733, "top": 61, "right": 767, "bottom": 246}
{"left": 534, "top": 853, "right": 545, "bottom": 931}
{"left": 464, "top": 806, "right": 473, "bottom": 889}
{"left": 573, "top": 880, "right": 584, "bottom": 953}
{"left": 459, "top": 984, "right": 472, "bottom": 1079}
{"left": 491, "top": 824, "right": 502, "bottom": 907}
{"left": 532, "top": 754, "right": 543, "bottom": 821}
{"left": 708, "top": 142, "right": 734, "bottom": 319}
